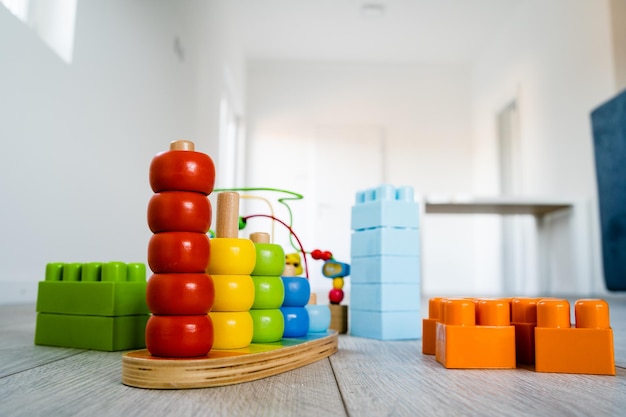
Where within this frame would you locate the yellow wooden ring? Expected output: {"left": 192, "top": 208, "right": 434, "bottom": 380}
{"left": 208, "top": 238, "right": 256, "bottom": 275}
{"left": 209, "top": 311, "right": 253, "bottom": 349}
{"left": 211, "top": 275, "right": 255, "bottom": 312}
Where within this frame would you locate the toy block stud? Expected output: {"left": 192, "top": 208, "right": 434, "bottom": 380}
{"left": 436, "top": 298, "right": 515, "bottom": 369}
{"left": 511, "top": 297, "right": 539, "bottom": 364}
{"left": 422, "top": 297, "right": 445, "bottom": 355}
{"left": 535, "top": 299, "right": 615, "bottom": 375}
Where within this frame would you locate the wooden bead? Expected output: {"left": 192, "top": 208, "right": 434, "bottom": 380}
{"left": 146, "top": 273, "right": 215, "bottom": 315}
{"left": 148, "top": 232, "right": 210, "bottom": 274}
{"left": 147, "top": 191, "right": 211, "bottom": 233}
{"left": 149, "top": 148, "right": 215, "bottom": 194}
{"left": 209, "top": 311, "right": 253, "bottom": 349}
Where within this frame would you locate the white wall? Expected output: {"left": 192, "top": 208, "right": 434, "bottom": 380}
{"left": 0, "top": 0, "right": 245, "bottom": 303}
{"left": 471, "top": 0, "right": 616, "bottom": 295}
{"left": 246, "top": 61, "right": 476, "bottom": 297}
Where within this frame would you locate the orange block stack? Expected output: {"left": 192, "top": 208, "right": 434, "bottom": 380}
{"left": 435, "top": 298, "right": 515, "bottom": 369}
{"left": 535, "top": 299, "right": 615, "bottom": 375}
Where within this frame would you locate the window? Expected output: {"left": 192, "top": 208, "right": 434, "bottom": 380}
{"left": 1, "top": 0, "right": 78, "bottom": 63}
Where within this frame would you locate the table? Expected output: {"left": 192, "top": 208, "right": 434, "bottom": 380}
{"left": 1, "top": 301, "right": 625, "bottom": 416}
{"left": 423, "top": 195, "right": 594, "bottom": 295}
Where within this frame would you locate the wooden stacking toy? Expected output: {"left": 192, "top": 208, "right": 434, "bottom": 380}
{"left": 121, "top": 147, "right": 338, "bottom": 389}
{"left": 207, "top": 192, "right": 256, "bottom": 349}
{"left": 249, "top": 232, "right": 285, "bottom": 343}
{"left": 281, "top": 264, "right": 310, "bottom": 337}
{"left": 306, "top": 293, "right": 331, "bottom": 334}
{"left": 145, "top": 140, "right": 215, "bottom": 358}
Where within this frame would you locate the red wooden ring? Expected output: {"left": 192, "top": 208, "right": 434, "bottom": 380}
{"left": 147, "top": 191, "right": 212, "bottom": 233}
{"left": 147, "top": 273, "right": 215, "bottom": 315}
{"left": 148, "top": 232, "right": 210, "bottom": 273}
{"left": 149, "top": 150, "right": 216, "bottom": 194}
{"left": 145, "top": 314, "right": 213, "bottom": 358}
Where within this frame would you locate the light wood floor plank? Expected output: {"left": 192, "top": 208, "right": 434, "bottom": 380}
{"left": 331, "top": 336, "right": 626, "bottom": 417}
{"left": 0, "top": 303, "right": 85, "bottom": 377}
{"left": 1, "top": 298, "right": 625, "bottom": 416}
{"left": 0, "top": 350, "right": 346, "bottom": 417}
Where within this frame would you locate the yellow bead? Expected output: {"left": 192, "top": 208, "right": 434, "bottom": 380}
{"left": 209, "top": 311, "right": 253, "bottom": 349}
{"left": 208, "top": 238, "right": 256, "bottom": 275}
{"left": 332, "top": 277, "right": 344, "bottom": 290}
{"left": 211, "top": 275, "right": 255, "bottom": 312}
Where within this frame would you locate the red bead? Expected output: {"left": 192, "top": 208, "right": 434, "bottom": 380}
{"left": 149, "top": 150, "right": 216, "bottom": 194}
{"left": 321, "top": 251, "right": 333, "bottom": 261}
{"left": 147, "top": 232, "right": 210, "bottom": 273}
{"left": 146, "top": 273, "right": 215, "bottom": 315}
{"left": 311, "top": 249, "right": 323, "bottom": 260}
{"left": 147, "top": 191, "right": 212, "bottom": 233}
{"left": 329, "top": 288, "right": 344, "bottom": 304}
{"left": 145, "top": 315, "right": 213, "bottom": 357}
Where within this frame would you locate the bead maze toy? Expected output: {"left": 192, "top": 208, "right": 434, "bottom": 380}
{"left": 121, "top": 140, "right": 337, "bottom": 389}
{"left": 312, "top": 250, "right": 350, "bottom": 334}
{"left": 35, "top": 261, "right": 149, "bottom": 351}
{"left": 422, "top": 296, "right": 615, "bottom": 375}
{"left": 350, "top": 184, "right": 421, "bottom": 340}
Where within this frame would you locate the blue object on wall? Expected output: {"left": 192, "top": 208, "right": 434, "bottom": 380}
{"left": 591, "top": 89, "right": 626, "bottom": 291}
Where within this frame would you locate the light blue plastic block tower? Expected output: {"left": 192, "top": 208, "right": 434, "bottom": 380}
{"left": 350, "top": 184, "right": 421, "bottom": 340}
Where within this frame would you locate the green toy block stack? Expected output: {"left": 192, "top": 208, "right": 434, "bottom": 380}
{"left": 35, "top": 261, "right": 150, "bottom": 351}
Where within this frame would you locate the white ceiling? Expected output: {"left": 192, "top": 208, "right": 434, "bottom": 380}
{"left": 229, "top": 0, "right": 524, "bottom": 64}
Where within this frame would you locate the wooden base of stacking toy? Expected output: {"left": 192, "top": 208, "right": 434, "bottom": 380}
{"left": 329, "top": 305, "right": 348, "bottom": 334}
{"left": 122, "top": 330, "right": 338, "bottom": 389}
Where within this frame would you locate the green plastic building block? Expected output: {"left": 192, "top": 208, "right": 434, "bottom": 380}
{"left": 35, "top": 313, "right": 148, "bottom": 351}
{"left": 35, "top": 261, "right": 150, "bottom": 351}
{"left": 36, "top": 262, "right": 149, "bottom": 316}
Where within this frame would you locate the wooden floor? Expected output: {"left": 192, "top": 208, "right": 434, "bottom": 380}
{"left": 1, "top": 298, "right": 625, "bottom": 417}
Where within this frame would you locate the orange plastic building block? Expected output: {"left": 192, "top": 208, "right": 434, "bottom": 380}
{"left": 422, "top": 297, "right": 444, "bottom": 355}
{"left": 436, "top": 298, "right": 515, "bottom": 369}
{"left": 511, "top": 297, "right": 540, "bottom": 365}
{"left": 534, "top": 299, "right": 615, "bottom": 375}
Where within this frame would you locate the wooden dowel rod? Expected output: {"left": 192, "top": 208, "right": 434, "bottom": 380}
{"left": 250, "top": 232, "right": 270, "bottom": 244}
{"left": 216, "top": 192, "right": 240, "bottom": 238}
{"left": 283, "top": 264, "right": 296, "bottom": 276}
{"left": 170, "top": 140, "right": 195, "bottom": 151}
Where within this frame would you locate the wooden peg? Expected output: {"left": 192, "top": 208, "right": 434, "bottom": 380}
{"left": 309, "top": 293, "right": 317, "bottom": 305}
{"left": 283, "top": 264, "right": 296, "bottom": 277}
{"left": 170, "top": 140, "right": 195, "bottom": 151}
{"left": 250, "top": 232, "right": 270, "bottom": 244}
{"left": 216, "top": 192, "right": 240, "bottom": 238}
